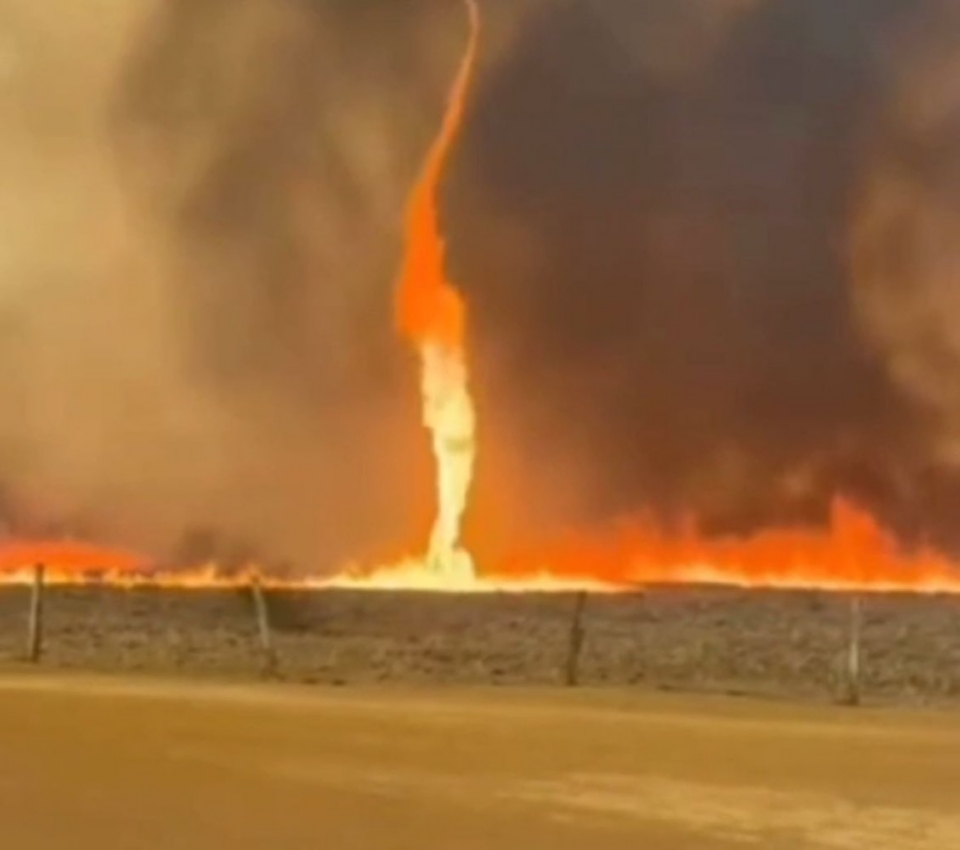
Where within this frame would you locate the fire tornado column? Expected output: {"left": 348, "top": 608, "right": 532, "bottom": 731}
{"left": 395, "top": 0, "right": 481, "bottom": 583}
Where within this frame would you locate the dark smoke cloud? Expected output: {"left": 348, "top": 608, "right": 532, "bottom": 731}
{"left": 851, "top": 3, "right": 960, "bottom": 465}
{"left": 3, "top": 0, "right": 960, "bottom": 568}
{"left": 456, "top": 0, "right": 960, "bottom": 553}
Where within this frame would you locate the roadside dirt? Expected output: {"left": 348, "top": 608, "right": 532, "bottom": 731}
{"left": 1, "top": 673, "right": 957, "bottom": 849}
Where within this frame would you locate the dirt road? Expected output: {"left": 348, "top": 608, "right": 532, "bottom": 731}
{"left": 0, "top": 674, "right": 957, "bottom": 849}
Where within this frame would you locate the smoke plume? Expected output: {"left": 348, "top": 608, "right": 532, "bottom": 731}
{"left": 0, "top": 0, "right": 511, "bottom": 568}
{"left": 458, "top": 0, "right": 960, "bottom": 553}
{"left": 851, "top": 2, "right": 960, "bottom": 469}
{"left": 3, "top": 0, "right": 960, "bottom": 568}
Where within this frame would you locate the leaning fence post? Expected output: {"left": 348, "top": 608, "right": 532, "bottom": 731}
{"left": 250, "top": 574, "right": 278, "bottom": 678}
{"left": 564, "top": 591, "right": 588, "bottom": 687}
{"left": 839, "top": 594, "right": 862, "bottom": 706}
{"left": 27, "top": 563, "right": 45, "bottom": 663}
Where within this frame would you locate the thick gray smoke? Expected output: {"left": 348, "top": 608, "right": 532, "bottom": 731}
{"left": 457, "top": 0, "right": 960, "bottom": 554}
{"left": 851, "top": 2, "right": 960, "bottom": 469}
{"left": 2, "top": 0, "right": 960, "bottom": 569}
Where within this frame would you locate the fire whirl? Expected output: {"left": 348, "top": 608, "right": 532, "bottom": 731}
{"left": 393, "top": 0, "right": 481, "bottom": 585}
{"left": 0, "top": 2, "right": 959, "bottom": 596}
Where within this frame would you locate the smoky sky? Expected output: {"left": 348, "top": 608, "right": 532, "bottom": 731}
{"left": 460, "top": 0, "right": 960, "bottom": 554}
{"left": 2, "top": 0, "right": 960, "bottom": 569}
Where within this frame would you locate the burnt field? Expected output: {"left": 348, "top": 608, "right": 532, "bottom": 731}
{"left": 1, "top": 586, "right": 959, "bottom": 703}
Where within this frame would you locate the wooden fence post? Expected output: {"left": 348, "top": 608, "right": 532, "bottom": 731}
{"left": 250, "top": 574, "right": 278, "bottom": 678}
{"left": 27, "top": 563, "right": 45, "bottom": 663}
{"left": 839, "top": 594, "right": 862, "bottom": 706}
{"left": 564, "top": 591, "right": 588, "bottom": 687}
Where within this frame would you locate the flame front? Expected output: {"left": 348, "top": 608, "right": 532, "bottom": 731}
{"left": 395, "top": 0, "right": 481, "bottom": 583}
{"left": 2, "top": 499, "right": 960, "bottom": 594}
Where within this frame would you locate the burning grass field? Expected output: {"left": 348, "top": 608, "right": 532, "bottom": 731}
{"left": 2, "top": 585, "right": 960, "bottom": 703}
{"left": 1, "top": 673, "right": 958, "bottom": 849}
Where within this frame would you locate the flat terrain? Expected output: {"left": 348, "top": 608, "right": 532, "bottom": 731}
{"left": 1, "top": 673, "right": 958, "bottom": 849}
{"left": 2, "top": 586, "right": 960, "bottom": 702}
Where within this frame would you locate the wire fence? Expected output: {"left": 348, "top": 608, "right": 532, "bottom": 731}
{"left": 2, "top": 569, "right": 959, "bottom": 704}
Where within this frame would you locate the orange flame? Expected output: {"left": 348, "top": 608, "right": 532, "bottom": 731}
{"left": 0, "top": 499, "right": 958, "bottom": 594}
{"left": 395, "top": 0, "right": 481, "bottom": 582}
{"left": 494, "top": 498, "right": 960, "bottom": 594}
{"left": 395, "top": 0, "right": 480, "bottom": 349}
{"left": 0, "top": 540, "right": 145, "bottom": 576}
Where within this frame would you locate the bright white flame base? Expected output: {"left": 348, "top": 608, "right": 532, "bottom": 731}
{"left": 328, "top": 558, "right": 619, "bottom": 594}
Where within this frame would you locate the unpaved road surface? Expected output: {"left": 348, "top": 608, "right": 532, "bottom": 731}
{"left": 0, "top": 674, "right": 957, "bottom": 849}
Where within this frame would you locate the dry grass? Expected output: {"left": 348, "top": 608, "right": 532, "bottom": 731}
{"left": 2, "top": 586, "right": 960, "bottom": 703}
